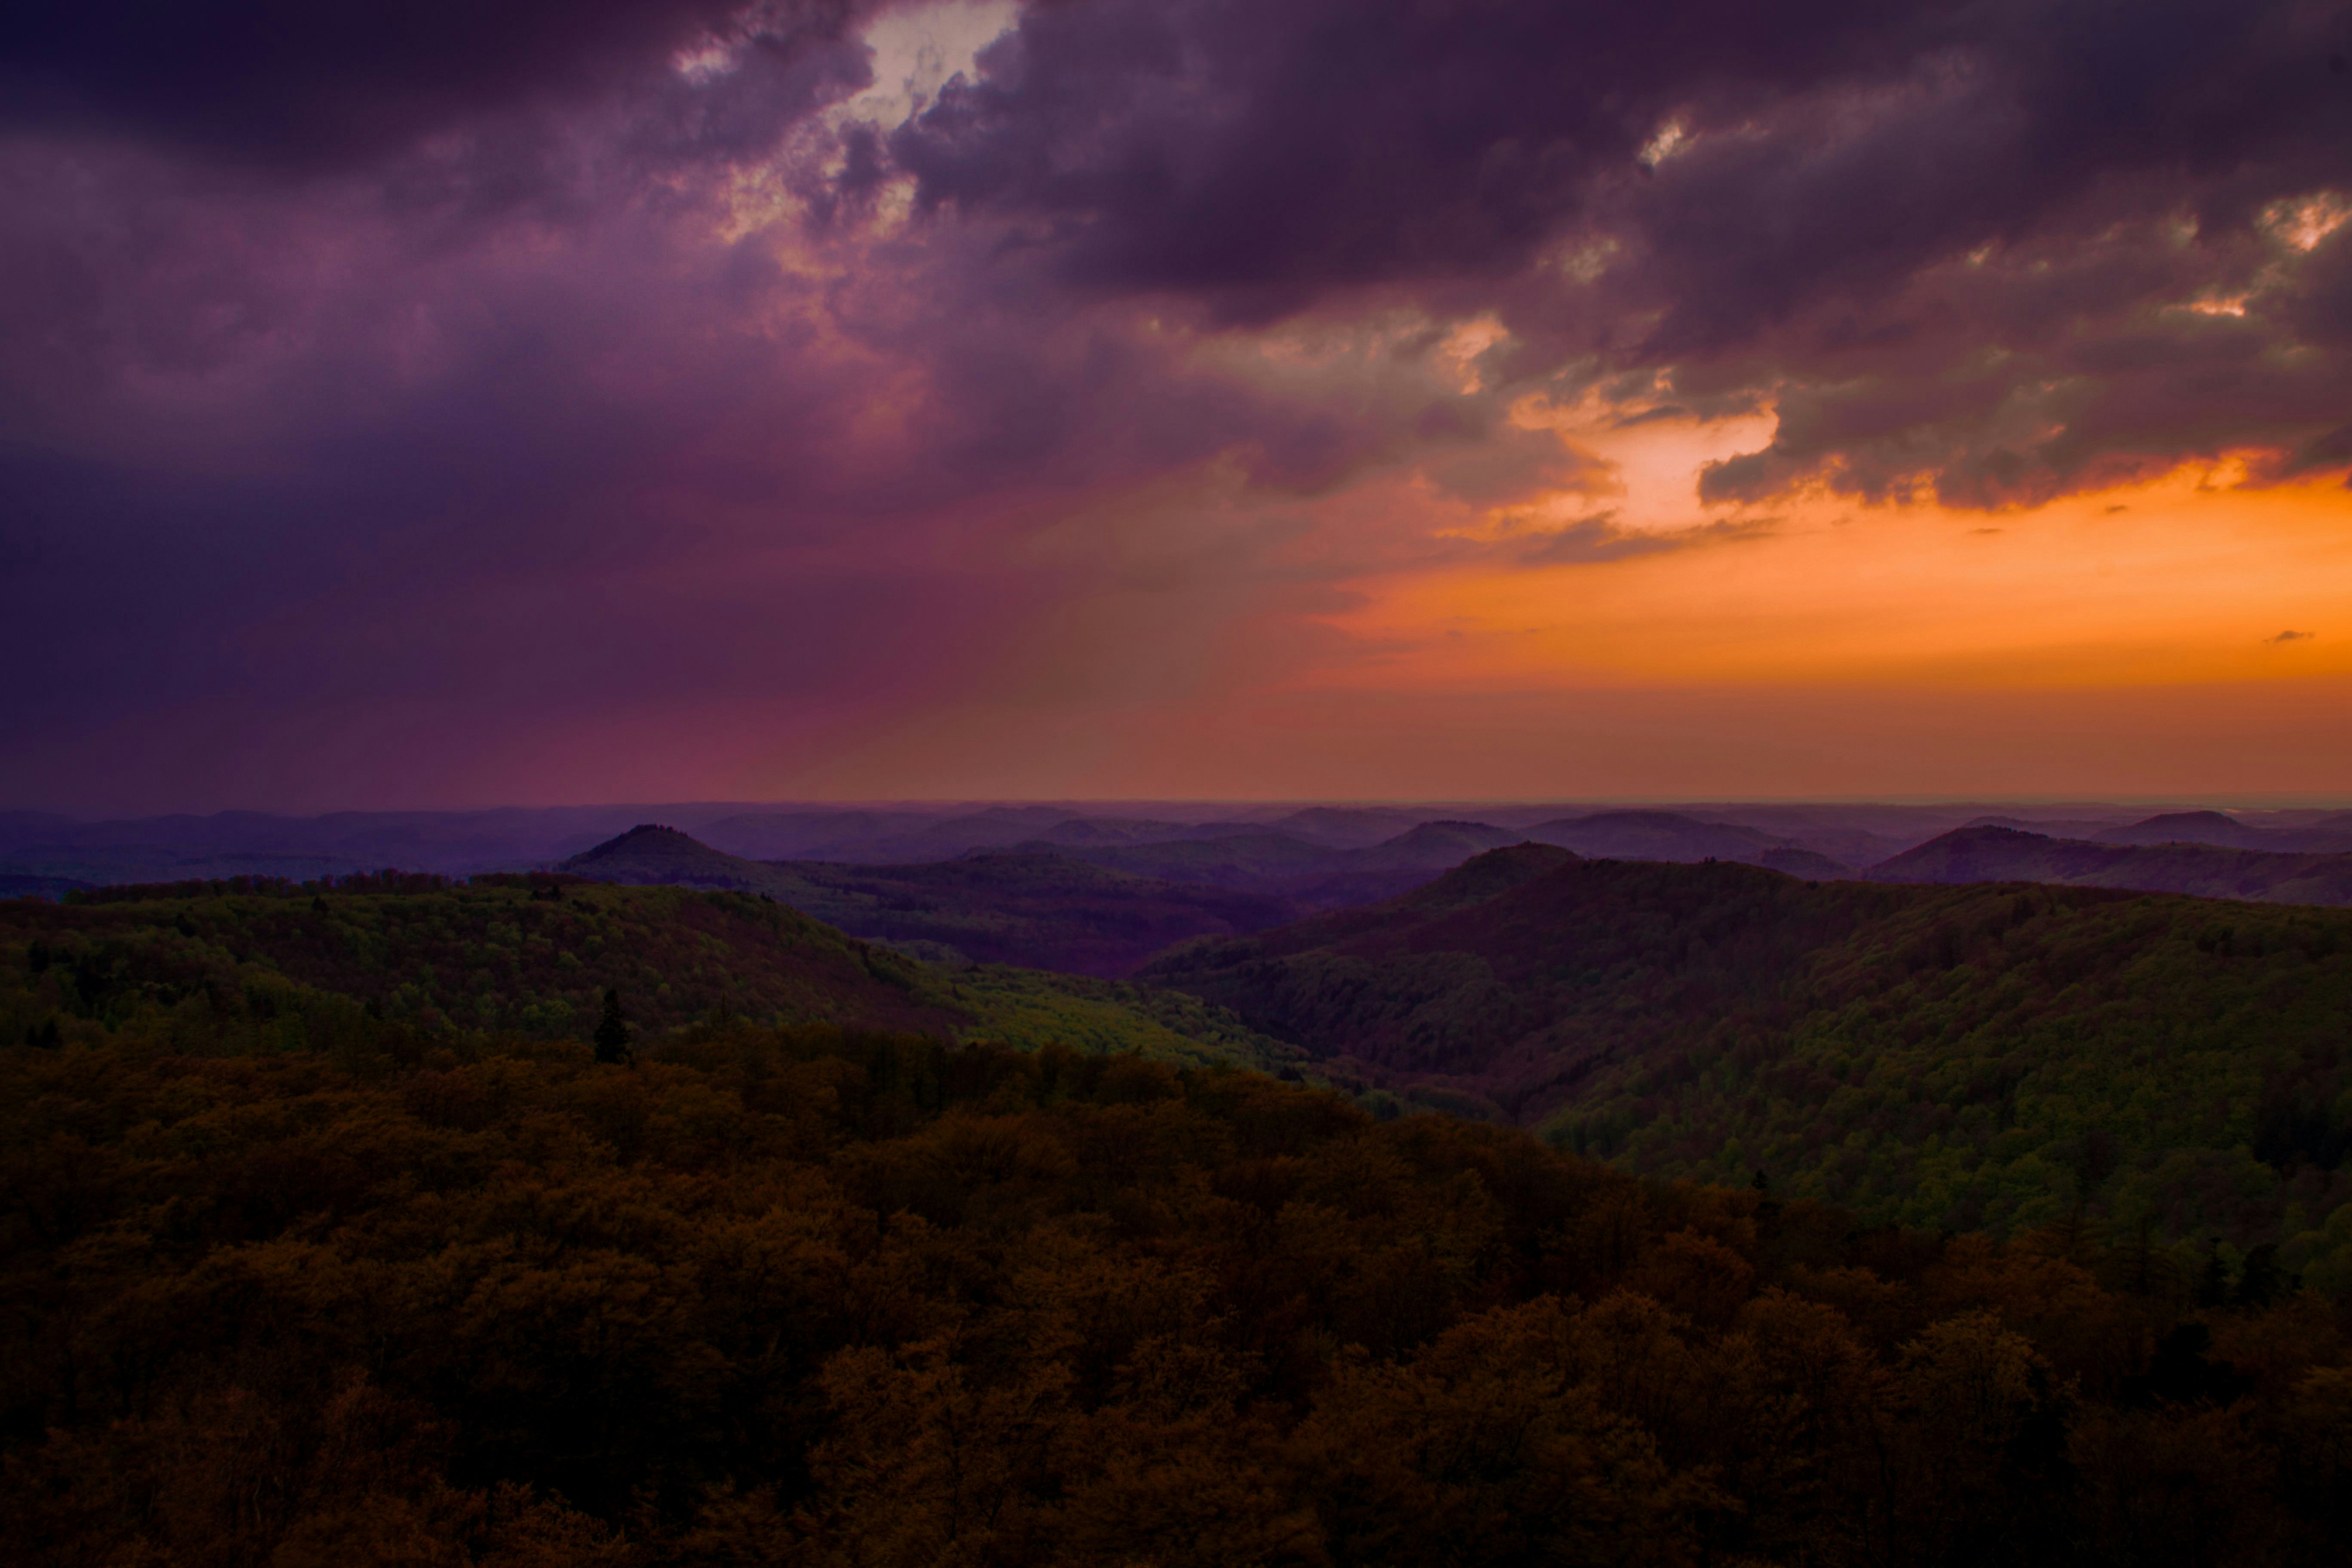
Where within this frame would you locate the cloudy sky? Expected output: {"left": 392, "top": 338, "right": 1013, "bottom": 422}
{"left": 5, "top": 0, "right": 2350, "bottom": 811}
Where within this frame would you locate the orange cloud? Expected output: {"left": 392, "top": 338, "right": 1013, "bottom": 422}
{"left": 1303, "top": 465, "right": 2352, "bottom": 695}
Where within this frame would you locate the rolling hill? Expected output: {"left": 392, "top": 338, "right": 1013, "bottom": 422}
{"left": 0, "top": 874, "right": 1302, "bottom": 1074}
{"left": 560, "top": 822, "right": 1568, "bottom": 973}
{"left": 559, "top": 824, "right": 1308, "bottom": 975}
{"left": 1033, "top": 819, "right": 1531, "bottom": 897}
{"left": 1870, "top": 825, "right": 2352, "bottom": 906}
{"left": 1139, "top": 846, "right": 2352, "bottom": 1268}
{"left": 2095, "top": 809, "right": 2352, "bottom": 853}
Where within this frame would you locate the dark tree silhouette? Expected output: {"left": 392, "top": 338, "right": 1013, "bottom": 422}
{"left": 594, "top": 987, "right": 632, "bottom": 1064}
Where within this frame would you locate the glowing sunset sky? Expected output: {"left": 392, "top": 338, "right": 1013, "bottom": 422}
{"left": 4, "top": 0, "right": 2350, "bottom": 810}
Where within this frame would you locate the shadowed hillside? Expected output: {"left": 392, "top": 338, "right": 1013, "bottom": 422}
{"left": 1142, "top": 848, "right": 2352, "bottom": 1268}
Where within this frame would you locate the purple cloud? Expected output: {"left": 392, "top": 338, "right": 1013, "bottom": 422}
{"left": 0, "top": 0, "right": 2348, "bottom": 807}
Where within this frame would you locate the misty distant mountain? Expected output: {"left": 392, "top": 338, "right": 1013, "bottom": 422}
{"left": 1525, "top": 810, "right": 1790, "bottom": 863}
{"left": 2098, "top": 810, "right": 2281, "bottom": 849}
{"left": 1032, "top": 821, "right": 1533, "bottom": 902}
{"left": 12, "top": 799, "right": 2347, "bottom": 892}
{"left": 692, "top": 809, "right": 947, "bottom": 860}
{"left": 1867, "top": 825, "right": 2352, "bottom": 906}
{"left": 693, "top": 806, "right": 1246, "bottom": 864}
{"left": 1521, "top": 810, "right": 1859, "bottom": 873}
{"left": 1258, "top": 806, "right": 1442, "bottom": 848}
{"left": 2094, "top": 810, "right": 2352, "bottom": 854}
{"left": 1350, "top": 820, "right": 1527, "bottom": 867}
{"left": 557, "top": 819, "right": 1566, "bottom": 974}
{"left": 560, "top": 825, "right": 1305, "bottom": 976}
{"left": 1964, "top": 814, "right": 2134, "bottom": 839}
{"left": 0, "top": 804, "right": 776, "bottom": 883}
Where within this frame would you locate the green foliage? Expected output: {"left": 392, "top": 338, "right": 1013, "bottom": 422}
{"left": 4, "top": 1026, "right": 2347, "bottom": 1565}
{"left": 1145, "top": 853, "right": 2352, "bottom": 1263}
{"left": 0, "top": 881, "right": 1292, "bottom": 1074}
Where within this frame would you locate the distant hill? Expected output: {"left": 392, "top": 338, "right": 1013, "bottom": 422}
{"left": 561, "top": 825, "right": 1306, "bottom": 976}
{"left": 2098, "top": 810, "right": 2267, "bottom": 848}
{"left": 1033, "top": 820, "right": 1536, "bottom": 906}
{"left": 0, "top": 804, "right": 783, "bottom": 883}
{"left": 696, "top": 806, "right": 1244, "bottom": 864}
{"left": 560, "top": 823, "right": 764, "bottom": 886}
{"left": 1522, "top": 809, "right": 1856, "bottom": 872}
{"left": 1869, "top": 824, "right": 2352, "bottom": 905}
{"left": 1258, "top": 805, "right": 1439, "bottom": 848}
{"left": 1348, "top": 819, "right": 1525, "bottom": 867}
{"left": 2094, "top": 809, "right": 2352, "bottom": 853}
{"left": 1525, "top": 809, "right": 1795, "bottom": 864}
{"left": 1140, "top": 847, "right": 2352, "bottom": 1249}
{"left": 1964, "top": 814, "right": 2133, "bottom": 839}
{"left": 560, "top": 821, "right": 1556, "bottom": 974}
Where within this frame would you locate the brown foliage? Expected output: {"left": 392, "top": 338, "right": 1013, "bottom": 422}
{"left": 3, "top": 1024, "right": 2349, "bottom": 1566}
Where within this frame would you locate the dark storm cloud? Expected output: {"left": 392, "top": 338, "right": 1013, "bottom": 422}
{"left": 886, "top": 0, "right": 1918, "bottom": 318}
{"left": 0, "top": 1, "right": 867, "bottom": 170}
{"left": 883, "top": 0, "right": 2352, "bottom": 501}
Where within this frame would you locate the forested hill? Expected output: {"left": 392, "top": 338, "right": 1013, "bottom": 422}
{"left": 1140, "top": 848, "right": 2352, "bottom": 1279}
{"left": 0, "top": 876, "right": 1301, "bottom": 1074}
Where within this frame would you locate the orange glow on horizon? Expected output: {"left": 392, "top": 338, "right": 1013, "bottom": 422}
{"left": 1303, "top": 464, "right": 2352, "bottom": 695}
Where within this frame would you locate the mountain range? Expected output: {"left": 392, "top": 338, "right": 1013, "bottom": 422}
{"left": 28, "top": 797, "right": 2352, "bottom": 888}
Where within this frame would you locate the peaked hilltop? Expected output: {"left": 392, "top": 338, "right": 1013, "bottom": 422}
{"left": 560, "top": 822, "right": 756, "bottom": 885}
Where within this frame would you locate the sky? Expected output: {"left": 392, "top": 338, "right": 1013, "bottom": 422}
{"left": 4, "top": 0, "right": 2351, "bottom": 812}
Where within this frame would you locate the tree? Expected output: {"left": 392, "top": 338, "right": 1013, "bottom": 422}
{"left": 594, "top": 989, "right": 632, "bottom": 1065}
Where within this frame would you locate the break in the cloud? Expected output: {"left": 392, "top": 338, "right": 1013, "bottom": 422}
{"left": 1, "top": 0, "right": 2348, "bottom": 809}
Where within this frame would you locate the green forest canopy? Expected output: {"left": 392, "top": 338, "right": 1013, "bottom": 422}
{"left": 1141, "top": 852, "right": 2352, "bottom": 1285}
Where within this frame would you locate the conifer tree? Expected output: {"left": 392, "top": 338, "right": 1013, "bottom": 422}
{"left": 594, "top": 988, "right": 632, "bottom": 1065}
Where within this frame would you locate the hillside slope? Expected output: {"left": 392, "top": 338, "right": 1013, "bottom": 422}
{"left": 1141, "top": 848, "right": 2352, "bottom": 1257}
{"left": 1, "top": 877, "right": 1302, "bottom": 1074}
